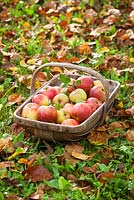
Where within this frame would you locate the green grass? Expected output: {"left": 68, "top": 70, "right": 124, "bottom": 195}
{"left": 0, "top": 0, "right": 134, "bottom": 199}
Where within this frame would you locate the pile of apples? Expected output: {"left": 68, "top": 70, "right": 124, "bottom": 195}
{"left": 22, "top": 75, "right": 105, "bottom": 126}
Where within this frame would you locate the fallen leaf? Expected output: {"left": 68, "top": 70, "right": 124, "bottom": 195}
{"left": 9, "top": 123, "right": 24, "bottom": 134}
{"left": 72, "top": 17, "right": 84, "bottom": 23}
{"left": 103, "top": 15, "right": 119, "bottom": 25}
{"left": 64, "top": 151, "right": 79, "bottom": 166}
{"left": 130, "top": 10, "right": 134, "bottom": 23}
{"left": 126, "top": 130, "right": 134, "bottom": 142}
{"left": 108, "top": 121, "right": 123, "bottom": 129}
{"left": 71, "top": 151, "right": 90, "bottom": 161}
{"left": 8, "top": 147, "right": 27, "bottom": 160}
{"left": 130, "top": 93, "right": 134, "bottom": 102}
{"left": 65, "top": 143, "right": 84, "bottom": 153}
{"left": 6, "top": 93, "right": 23, "bottom": 106}
{"left": 5, "top": 194, "right": 22, "bottom": 200}
{"left": 23, "top": 165, "right": 52, "bottom": 182}
{"left": 18, "top": 158, "right": 28, "bottom": 165}
{"left": 87, "top": 131, "right": 108, "bottom": 145}
{"left": 0, "top": 137, "right": 14, "bottom": 153}
{"left": 97, "top": 172, "right": 115, "bottom": 184}
{"left": 0, "top": 161, "right": 14, "bottom": 169}
{"left": 77, "top": 43, "right": 92, "bottom": 54}
{"left": 125, "top": 106, "right": 134, "bottom": 116}
{"left": 82, "top": 164, "right": 98, "bottom": 174}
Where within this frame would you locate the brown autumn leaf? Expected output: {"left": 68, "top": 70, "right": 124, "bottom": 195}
{"left": 0, "top": 161, "right": 15, "bottom": 169}
{"left": 130, "top": 93, "right": 134, "bottom": 102}
{"left": 0, "top": 9, "right": 11, "bottom": 22}
{"left": 73, "top": 180, "right": 92, "bottom": 193}
{"left": 71, "top": 151, "right": 90, "bottom": 161}
{"left": 108, "top": 121, "right": 123, "bottom": 129}
{"left": 36, "top": 71, "right": 47, "bottom": 82}
{"left": 0, "top": 137, "right": 14, "bottom": 153}
{"left": 130, "top": 10, "right": 134, "bottom": 23}
{"left": 5, "top": 194, "right": 22, "bottom": 200}
{"left": 82, "top": 163, "right": 98, "bottom": 174}
{"left": 9, "top": 123, "right": 24, "bottom": 134}
{"left": 57, "top": 46, "right": 69, "bottom": 58}
{"left": 100, "top": 147, "right": 114, "bottom": 159}
{"left": 97, "top": 171, "right": 115, "bottom": 184}
{"left": 103, "top": 15, "right": 120, "bottom": 25}
{"left": 126, "top": 130, "right": 134, "bottom": 142}
{"left": 64, "top": 151, "right": 80, "bottom": 166}
{"left": 84, "top": 9, "right": 98, "bottom": 24}
{"left": 29, "top": 185, "right": 44, "bottom": 200}
{"left": 125, "top": 106, "right": 134, "bottom": 117}
{"left": 87, "top": 131, "right": 108, "bottom": 145}
{"left": 77, "top": 43, "right": 92, "bottom": 54}
{"left": 6, "top": 93, "right": 23, "bottom": 106}
{"left": 23, "top": 165, "right": 52, "bottom": 182}
{"left": 65, "top": 143, "right": 84, "bottom": 153}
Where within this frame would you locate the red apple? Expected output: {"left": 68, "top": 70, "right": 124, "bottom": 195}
{"left": 86, "top": 97, "right": 102, "bottom": 109}
{"left": 37, "top": 105, "right": 57, "bottom": 123}
{"left": 69, "top": 88, "right": 87, "bottom": 103}
{"left": 63, "top": 103, "right": 74, "bottom": 116}
{"left": 39, "top": 87, "right": 57, "bottom": 100}
{"left": 71, "top": 102, "right": 92, "bottom": 122}
{"left": 32, "top": 93, "right": 51, "bottom": 106}
{"left": 89, "top": 85, "right": 105, "bottom": 102}
{"left": 56, "top": 109, "right": 70, "bottom": 124}
{"left": 53, "top": 86, "right": 62, "bottom": 94}
{"left": 22, "top": 103, "right": 39, "bottom": 120}
{"left": 76, "top": 76, "right": 94, "bottom": 92}
{"left": 52, "top": 93, "right": 69, "bottom": 107}
{"left": 61, "top": 119, "right": 79, "bottom": 126}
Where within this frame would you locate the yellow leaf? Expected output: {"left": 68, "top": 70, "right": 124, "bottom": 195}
{"left": 20, "top": 60, "right": 27, "bottom": 67}
{"left": 130, "top": 57, "right": 134, "bottom": 63}
{"left": 35, "top": 80, "right": 41, "bottom": 89}
{"left": 27, "top": 59, "right": 35, "bottom": 65}
{"left": 23, "top": 22, "right": 30, "bottom": 30}
{"left": 72, "top": 17, "right": 84, "bottom": 23}
{"left": 8, "top": 147, "right": 25, "bottom": 160}
{"left": 118, "top": 101, "right": 123, "bottom": 108}
{"left": 18, "top": 158, "right": 28, "bottom": 165}
{"left": 100, "top": 46, "right": 109, "bottom": 52}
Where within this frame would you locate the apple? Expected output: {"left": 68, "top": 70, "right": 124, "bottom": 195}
{"left": 60, "top": 86, "right": 74, "bottom": 95}
{"left": 56, "top": 109, "right": 70, "bottom": 124}
{"left": 61, "top": 119, "right": 79, "bottom": 126}
{"left": 69, "top": 88, "right": 87, "bottom": 103}
{"left": 32, "top": 93, "right": 51, "bottom": 106}
{"left": 22, "top": 102, "right": 39, "bottom": 120}
{"left": 89, "top": 85, "right": 105, "bottom": 102}
{"left": 39, "top": 87, "right": 57, "bottom": 100}
{"left": 53, "top": 86, "right": 62, "bottom": 94}
{"left": 86, "top": 97, "right": 102, "bottom": 109}
{"left": 52, "top": 93, "right": 69, "bottom": 107}
{"left": 37, "top": 105, "right": 57, "bottom": 123}
{"left": 75, "top": 76, "right": 94, "bottom": 92}
{"left": 93, "top": 80, "right": 104, "bottom": 89}
{"left": 71, "top": 102, "right": 92, "bottom": 122}
{"left": 63, "top": 103, "right": 74, "bottom": 116}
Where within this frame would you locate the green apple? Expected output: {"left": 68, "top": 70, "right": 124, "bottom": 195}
{"left": 69, "top": 88, "right": 87, "bottom": 103}
{"left": 56, "top": 109, "right": 70, "bottom": 124}
{"left": 52, "top": 93, "right": 69, "bottom": 107}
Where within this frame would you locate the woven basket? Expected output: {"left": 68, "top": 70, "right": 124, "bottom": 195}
{"left": 14, "top": 62, "right": 120, "bottom": 142}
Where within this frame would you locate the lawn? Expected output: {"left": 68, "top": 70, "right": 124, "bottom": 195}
{"left": 0, "top": 0, "right": 134, "bottom": 199}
